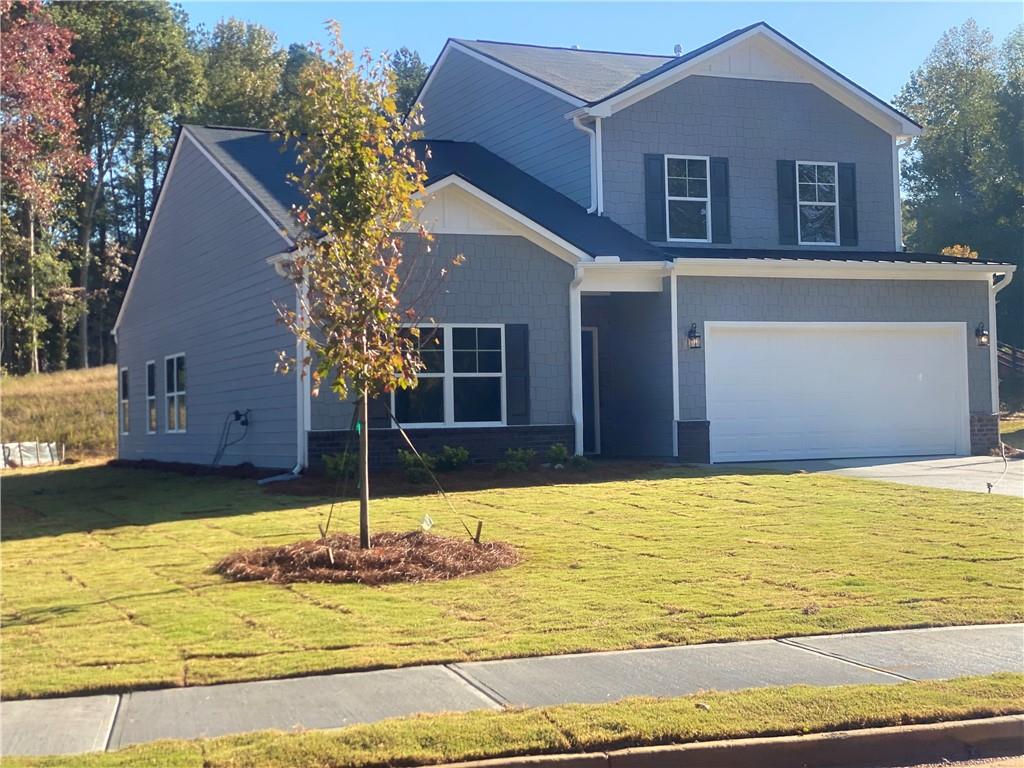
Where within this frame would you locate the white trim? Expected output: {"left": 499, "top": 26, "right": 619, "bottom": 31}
{"left": 669, "top": 276, "right": 680, "bottom": 458}
{"left": 578, "top": 26, "right": 920, "bottom": 137}
{"left": 991, "top": 272, "right": 1016, "bottom": 414}
{"left": 164, "top": 352, "right": 187, "bottom": 434}
{"left": 419, "top": 176, "right": 591, "bottom": 264}
{"left": 673, "top": 257, "right": 1013, "bottom": 281}
{"left": 570, "top": 269, "right": 584, "bottom": 455}
{"left": 112, "top": 128, "right": 295, "bottom": 338}
{"left": 704, "top": 321, "right": 971, "bottom": 461}
{"left": 571, "top": 116, "right": 598, "bottom": 214}
{"left": 145, "top": 360, "right": 157, "bottom": 435}
{"left": 594, "top": 117, "right": 605, "bottom": 215}
{"left": 415, "top": 40, "right": 586, "bottom": 114}
{"left": 581, "top": 326, "right": 601, "bottom": 454}
{"left": 796, "top": 161, "right": 839, "bottom": 247}
{"left": 892, "top": 138, "right": 904, "bottom": 249}
{"left": 579, "top": 260, "right": 670, "bottom": 293}
{"left": 665, "top": 155, "right": 711, "bottom": 243}
{"left": 119, "top": 366, "right": 130, "bottom": 436}
{"left": 295, "top": 273, "right": 309, "bottom": 469}
{"left": 391, "top": 324, "right": 506, "bottom": 429}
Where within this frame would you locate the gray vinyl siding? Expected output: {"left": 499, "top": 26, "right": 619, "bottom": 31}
{"left": 676, "top": 277, "right": 993, "bottom": 420}
{"left": 310, "top": 234, "right": 575, "bottom": 431}
{"left": 116, "top": 137, "right": 298, "bottom": 469}
{"left": 420, "top": 47, "right": 591, "bottom": 207}
{"left": 602, "top": 76, "right": 897, "bottom": 251}
{"left": 582, "top": 285, "right": 674, "bottom": 457}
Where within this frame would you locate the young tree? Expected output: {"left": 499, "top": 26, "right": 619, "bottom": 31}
{"left": 391, "top": 47, "right": 428, "bottom": 115}
{"left": 0, "top": 0, "right": 89, "bottom": 372}
{"left": 277, "top": 24, "right": 457, "bottom": 548}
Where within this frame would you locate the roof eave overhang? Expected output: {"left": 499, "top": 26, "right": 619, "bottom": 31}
{"left": 672, "top": 257, "right": 1013, "bottom": 280}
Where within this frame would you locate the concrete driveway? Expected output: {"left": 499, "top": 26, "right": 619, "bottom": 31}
{"left": 741, "top": 455, "right": 1024, "bottom": 497}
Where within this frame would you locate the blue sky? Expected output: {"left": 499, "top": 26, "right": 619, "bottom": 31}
{"left": 178, "top": 2, "right": 1021, "bottom": 103}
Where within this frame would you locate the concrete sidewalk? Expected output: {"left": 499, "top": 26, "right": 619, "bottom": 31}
{"left": 2, "top": 623, "right": 1021, "bottom": 758}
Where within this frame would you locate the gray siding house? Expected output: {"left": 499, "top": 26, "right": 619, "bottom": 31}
{"left": 115, "top": 22, "right": 1015, "bottom": 470}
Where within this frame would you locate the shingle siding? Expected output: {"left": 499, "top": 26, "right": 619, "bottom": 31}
{"left": 420, "top": 47, "right": 591, "bottom": 207}
{"left": 676, "top": 277, "right": 993, "bottom": 421}
{"left": 116, "top": 137, "right": 298, "bottom": 469}
{"left": 310, "top": 233, "right": 575, "bottom": 431}
{"left": 602, "top": 76, "right": 897, "bottom": 251}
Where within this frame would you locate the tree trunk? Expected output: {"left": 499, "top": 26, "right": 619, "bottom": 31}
{"left": 358, "top": 389, "right": 370, "bottom": 549}
{"left": 28, "top": 210, "right": 38, "bottom": 374}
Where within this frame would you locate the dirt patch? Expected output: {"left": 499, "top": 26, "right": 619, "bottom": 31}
{"left": 213, "top": 530, "right": 521, "bottom": 586}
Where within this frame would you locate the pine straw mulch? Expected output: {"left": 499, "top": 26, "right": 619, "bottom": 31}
{"left": 213, "top": 530, "right": 521, "bottom": 586}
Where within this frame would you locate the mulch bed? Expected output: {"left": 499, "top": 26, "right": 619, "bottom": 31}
{"left": 214, "top": 530, "right": 521, "bottom": 586}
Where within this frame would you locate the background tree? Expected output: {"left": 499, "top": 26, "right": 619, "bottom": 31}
{"left": 896, "top": 20, "right": 1023, "bottom": 344}
{"left": 391, "top": 47, "right": 428, "bottom": 115}
{"left": 278, "top": 24, "right": 456, "bottom": 548}
{"left": 0, "top": 0, "right": 89, "bottom": 373}
{"left": 197, "top": 18, "right": 285, "bottom": 127}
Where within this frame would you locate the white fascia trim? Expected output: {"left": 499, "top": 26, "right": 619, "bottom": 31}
{"left": 579, "top": 27, "right": 920, "bottom": 137}
{"left": 673, "top": 258, "right": 1013, "bottom": 281}
{"left": 420, "top": 176, "right": 592, "bottom": 264}
{"left": 417, "top": 40, "right": 586, "bottom": 112}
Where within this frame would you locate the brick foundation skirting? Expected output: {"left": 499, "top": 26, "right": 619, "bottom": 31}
{"left": 969, "top": 413, "right": 1000, "bottom": 455}
{"left": 308, "top": 424, "right": 576, "bottom": 472}
{"left": 676, "top": 420, "right": 710, "bottom": 464}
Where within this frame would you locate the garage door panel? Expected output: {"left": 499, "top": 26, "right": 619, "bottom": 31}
{"left": 706, "top": 323, "right": 968, "bottom": 463}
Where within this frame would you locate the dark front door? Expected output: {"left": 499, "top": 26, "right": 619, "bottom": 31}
{"left": 581, "top": 328, "right": 599, "bottom": 454}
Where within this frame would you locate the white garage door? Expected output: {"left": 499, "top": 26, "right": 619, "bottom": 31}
{"left": 705, "top": 322, "right": 970, "bottom": 463}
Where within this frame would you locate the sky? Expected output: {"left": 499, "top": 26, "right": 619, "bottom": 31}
{"left": 178, "top": 2, "right": 1021, "bottom": 103}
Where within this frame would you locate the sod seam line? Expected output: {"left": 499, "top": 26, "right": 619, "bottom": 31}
{"left": 773, "top": 638, "right": 917, "bottom": 681}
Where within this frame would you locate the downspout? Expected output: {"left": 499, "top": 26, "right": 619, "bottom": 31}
{"left": 572, "top": 116, "right": 598, "bottom": 214}
{"left": 594, "top": 117, "right": 604, "bottom": 215}
{"left": 569, "top": 265, "right": 584, "bottom": 455}
{"left": 989, "top": 270, "right": 1016, "bottom": 415}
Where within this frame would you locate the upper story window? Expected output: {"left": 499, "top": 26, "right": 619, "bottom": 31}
{"left": 797, "top": 161, "right": 838, "bottom": 245}
{"left": 146, "top": 361, "right": 157, "bottom": 434}
{"left": 119, "top": 368, "right": 129, "bottom": 435}
{"left": 394, "top": 325, "right": 505, "bottom": 427}
{"left": 665, "top": 156, "right": 710, "bottom": 242}
{"left": 165, "top": 354, "right": 187, "bottom": 433}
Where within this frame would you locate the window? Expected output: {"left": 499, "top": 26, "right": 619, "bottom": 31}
{"left": 797, "top": 161, "right": 839, "bottom": 245}
{"left": 146, "top": 361, "right": 157, "bottom": 434}
{"left": 665, "top": 155, "right": 710, "bottom": 242}
{"left": 165, "top": 353, "right": 186, "bottom": 433}
{"left": 119, "top": 368, "right": 129, "bottom": 434}
{"left": 393, "top": 325, "right": 505, "bottom": 427}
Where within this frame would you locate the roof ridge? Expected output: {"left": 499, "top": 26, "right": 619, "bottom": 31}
{"left": 194, "top": 124, "right": 275, "bottom": 133}
{"left": 460, "top": 38, "right": 674, "bottom": 60}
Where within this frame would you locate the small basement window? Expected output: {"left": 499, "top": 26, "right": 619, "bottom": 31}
{"left": 119, "top": 367, "right": 129, "bottom": 434}
{"left": 797, "top": 161, "right": 839, "bottom": 245}
{"left": 665, "top": 155, "right": 710, "bottom": 242}
{"left": 165, "top": 354, "right": 186, "bottom": 433}
{"left": 146, "top": 360, "right": 157, "bottom": 434}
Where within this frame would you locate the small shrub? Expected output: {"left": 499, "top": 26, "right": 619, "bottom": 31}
{"left": 497, "top": 447, "right": 536, "bottom": 473}
{"left": 567, "top": 454, "right": 591, "bottom": 471}
{"left": 435, "top": 445, "right": 470, "bottom": 472}
{"left": 545, "top": 442, "right": 571, "bottom": 465}
{"left": 323, "top": 451, "right": 357, "bottom": 480}
{"left": 397, "top": 449, "right": 436, "bottom": 484}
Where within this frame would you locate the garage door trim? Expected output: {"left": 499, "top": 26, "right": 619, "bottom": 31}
{"left": 703, "top": 321, "right": 971, "bottom": 463}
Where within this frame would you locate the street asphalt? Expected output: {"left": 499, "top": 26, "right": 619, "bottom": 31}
{"left": 2, "top": 623, "right": 1021, "bottom": 758}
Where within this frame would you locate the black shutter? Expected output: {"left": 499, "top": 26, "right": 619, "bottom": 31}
{"left": 709, "top": 157, "right": 731, "bottom": 243}
{"left": 644, "top": 154, "right": 666, "bottom": 242}
{"left": 777, "top": 160, "right": 797, "bottom": 245}
{"left": 504, "top": 324, "right": 530, "bottom": 425}
{"left": 838, "top": 162, "right": 858, "bottom": 246}
{"left": 367, "top": 395, "right": 391, "bottom": 429}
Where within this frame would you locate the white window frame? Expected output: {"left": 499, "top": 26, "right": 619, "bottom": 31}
{"left": 796, "top": 160, "right": 840, "bottom": 246}
{"left": 391, "top": 324, "right": 507, "bottom": 428}
{"left": 164, "top": 353, "right": 186, "bottom": 434}
{"left": 119, "top": 367, "right": 130, "bottom": 435}
{"left": 145, "top": 360, "right": 157, "bottom": 434}
{"left": 665, "top": 154, "right": 711, "bottom": 243}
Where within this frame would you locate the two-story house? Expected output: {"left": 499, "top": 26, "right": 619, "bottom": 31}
{"left": 114, "top": 22, "right": 1015, "bottom": 471}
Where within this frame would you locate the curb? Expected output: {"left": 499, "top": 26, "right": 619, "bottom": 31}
{"left": 432, "top": 715, "right": 1024, "bottom": 768}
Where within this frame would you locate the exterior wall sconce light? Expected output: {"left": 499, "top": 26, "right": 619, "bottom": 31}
{"left": 687, "top": 323, "right": 702, "bottom": 350}
{"left": 975, "top": 322, "right": 990, "bottom": 347}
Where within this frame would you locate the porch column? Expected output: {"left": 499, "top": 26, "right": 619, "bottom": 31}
{"left": 569, "top": 269, "right": 584, "bottom": 455}
{"left": 670, "top": 268, "right": 679, "bottom": 457}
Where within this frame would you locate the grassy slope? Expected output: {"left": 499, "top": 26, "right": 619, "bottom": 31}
{"left": 1001, "top": 417, "right": 1024, "bottom": 450}
{"left": 7, "top": 675, "right": 1024, "bottom": 767}
{"left": 2, "top": 365, "right": 117, "bottom": 458}
{"left": 3, "top": 462, "right": 1021, "bottom": 699}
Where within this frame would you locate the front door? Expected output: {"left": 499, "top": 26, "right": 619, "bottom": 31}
{"left": 581, "top": 327, "right": 600, "bottom": 454}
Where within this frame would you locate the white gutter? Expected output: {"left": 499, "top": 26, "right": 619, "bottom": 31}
{"left": 572, "top": 116, "right": 598, "bottom": 214}
{"left": 990, "top": 270, "right": 1015, "bottom": 414}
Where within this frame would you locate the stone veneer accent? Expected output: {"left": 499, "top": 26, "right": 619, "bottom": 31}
{"left": 307, "top": 424, "right": 575, "bottom": 473}
{"left": 676, "top": 421, "right": 711, "bottom": 464}
{"left": 969, "top": 413, "right": 1000, "bottom": 455}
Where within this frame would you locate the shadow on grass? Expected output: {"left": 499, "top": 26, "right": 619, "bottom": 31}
{"left": 1, "top": 459, "right": 794, "bottom": 541}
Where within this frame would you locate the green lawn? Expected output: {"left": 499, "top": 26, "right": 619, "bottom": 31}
{"left": 2, "top": 462, "right": 1022, "bottom": 699}
{"left": 7, "top": 675, "right": 1023, "bottom": 768}
{"left": 1002, "top": 417, "right": 1024, "bottom": 449}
